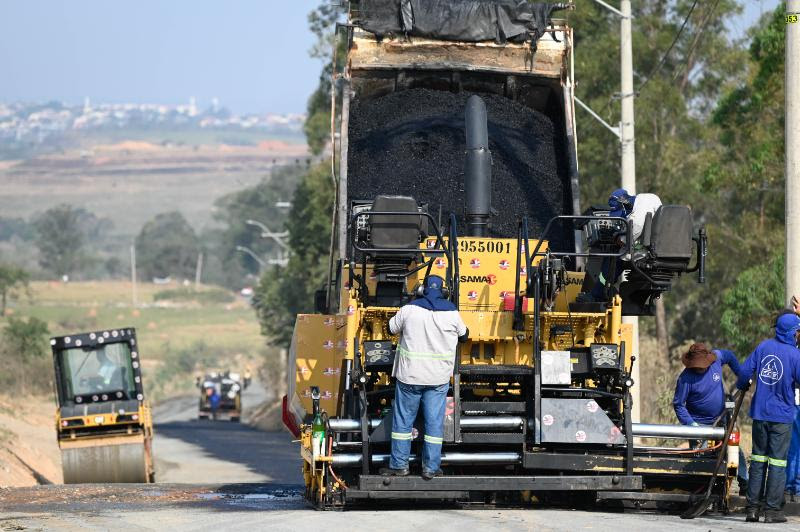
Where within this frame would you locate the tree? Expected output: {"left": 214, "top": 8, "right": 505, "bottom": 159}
{"left": 2, "top": 316, "right": 50, "bottom": 394}
{"left": 303, "top": 4, "right": 346, "bottom": 155}
{"left": 0, "top": 264, "right": 30, "bottom": 315}
{"left": 212, "top": 165, "right": 303, "bottom": 280}
{"left": 253, "top": 163, "right": 334, "bottom": 345}
{"left": 721, "top": 253, "right": 785, "bottom": 356}
{"left": 135, "top": 212, "right": 200, "bottom": 281}
{"left": 570, "top": 1, "right": 749, "bottom": 356}
{"left": 33, "top": 204, "right": 86, "bottom": 277}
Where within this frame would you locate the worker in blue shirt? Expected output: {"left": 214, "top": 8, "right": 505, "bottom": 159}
{"left": 673, "top": 342, "right": 747, "bottom": 493}
{"left": 736, "top": 312, "right": 800, "bottom": 523}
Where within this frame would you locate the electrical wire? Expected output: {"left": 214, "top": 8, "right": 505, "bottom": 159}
{"left": 637, "top": 0, "right": 700, "bottom": 94}
{"left": 670, "top": 0, "right": 721, "bottom": 86}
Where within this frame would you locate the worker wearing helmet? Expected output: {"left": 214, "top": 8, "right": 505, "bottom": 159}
{"left": 736, "top": 313, "right": 800, "bottom": 523}
{"left": 672, "top": 343, "right": 748, "bottom": 494}
{"left": 607, "top": 188, "right": 662, "bottom": 244}
{"left": 380, "top": 275, "right": 467, "bottom": 480}
{"left": 581, "top": 188, "right": 663, "bottom": 302}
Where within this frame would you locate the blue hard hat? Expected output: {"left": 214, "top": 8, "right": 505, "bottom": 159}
{"left": 608, "top": 188, "right": 633, "bottom": 216}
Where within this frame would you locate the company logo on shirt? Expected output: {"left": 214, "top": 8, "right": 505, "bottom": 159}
{"left": 712, "top": 372, "right": 720, "bottom": 382}
{"left": 759, "top": 354, "right": 784, "bottom": 386}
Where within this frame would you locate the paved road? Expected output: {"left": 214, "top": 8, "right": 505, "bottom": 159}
{"left": 1, "top": 483, "right": 798, "bottom": 531}
{"left": 151, "top": 380, "right": 301, "bottom": 484}
{"left": 4, "top": 382, "right": 798, "bottom": 530}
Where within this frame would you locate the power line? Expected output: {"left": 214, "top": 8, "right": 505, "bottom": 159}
{"left": 637, "top": 0, "right": 700, "bottom": 94}
{"left": 671, "top": 0, "right": 722, "bottom": 87}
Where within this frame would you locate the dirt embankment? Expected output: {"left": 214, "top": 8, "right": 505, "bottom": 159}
{"left": 0, "top": 395, "right": 63, "bottom": 487}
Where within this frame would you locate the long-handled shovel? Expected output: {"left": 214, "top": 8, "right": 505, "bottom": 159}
{"left": 681, "top": 388, "right": 747, "bottom": 519}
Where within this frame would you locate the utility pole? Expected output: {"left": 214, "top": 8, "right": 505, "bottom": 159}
{"left": 787, "top": 1, "right": 800, "bottom": 306}
{"left": 619, "top": 0, "right": 640, "bottom": 423}
{"left": 130, "top": 244, "right": 138, "bottom": 307}
{"left": 195, "top": 251, "right": 204, "bottom": 288}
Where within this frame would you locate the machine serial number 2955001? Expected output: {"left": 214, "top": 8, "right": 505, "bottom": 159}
{"left": 428, "top": 238, "right": 514, "bottom": 254}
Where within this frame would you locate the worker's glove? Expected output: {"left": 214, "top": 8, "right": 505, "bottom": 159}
{"left": 690, "top": 422, "right": 699, "bottom": 427}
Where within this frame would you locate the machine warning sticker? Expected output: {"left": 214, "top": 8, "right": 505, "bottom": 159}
{"left": 324, "top": 317, "right": 334, "bottom": 326}
{"left": 347, "top": 305, "right": 355, "bottom": 316}
{"left": 369, "top": 270, "right": 378, "bottom": 280}
{"left": 426, "top": 238, "right": 437, "bottom": 249}
{"left": 323, "top": 367, "right": 340, "bottom": 376}
{"left": 586, "top": 400, "right": 599, "bottom": 413}
{"left": 470, "top": 258, "right": 481, "bottom": 269}
{"left": 322, "top": 340, "right": 334, "bottom": 350}
{"left": 435, "top": 257, "right": 446, "bottom": 269}
{"left": 520, "top": 266, "right": 527, "bottom": 276}
{"left": 499, "top": 290, "right": 511, "bottom": 300}
{"left": 467, "top": 290, "right": 478, "bottom": 301}
{"left": 759, "top": 355, "right": 784, "bottom": 386}
{"left": 542, "top": 414, "right": 554, "bottom": 426}
{"left": 499, "top": 259, "right": 510, "bottom": 270}
{"left": 321, "top": 391, "right": 333, "bottom": 399}
{"left": 576, "top": 430, "right": 587, "bottom": 442}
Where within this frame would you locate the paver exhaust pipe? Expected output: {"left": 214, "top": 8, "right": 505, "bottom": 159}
{"left": 464, "top": 95, "right": 492, "bottom": 237}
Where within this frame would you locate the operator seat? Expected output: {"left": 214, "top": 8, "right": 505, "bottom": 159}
{"left": 641, "top": 205, "right": 694, "bottom": 270}
{"left": 362, "top": 195, "right": 427, "bottom": 306}
{"left": 620, "top": 205, "right": 696, "bottom": 315}
{"left": 369, "top": 195, "right": 425, "bottom": 252}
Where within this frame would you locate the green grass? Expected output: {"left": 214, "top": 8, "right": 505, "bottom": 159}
{"left": 9, "top": 280, "right": 273, "bottom": 401}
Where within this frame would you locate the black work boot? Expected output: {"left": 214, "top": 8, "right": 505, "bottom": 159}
{"left": 379, "top": 467, "right": 409, "bottom": 477}
{"left": 745, "top": 507, "right": 760, "bottom": 522}
{"left": 763, "top": 510, "right": 787, "bottom": 523}
{"left": 421, "top": 469, "right": 443, "bottom": 480}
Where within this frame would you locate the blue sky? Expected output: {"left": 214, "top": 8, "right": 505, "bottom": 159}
{"left": 0, "top": 1, "right": 782, "bottom": 114}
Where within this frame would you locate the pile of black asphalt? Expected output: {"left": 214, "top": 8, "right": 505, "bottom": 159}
{"left": 347, "top": 87, "right": 573, "bottom": 250}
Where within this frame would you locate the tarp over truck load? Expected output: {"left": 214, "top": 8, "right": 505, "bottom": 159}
{"left": 358, "top": 0, "right": 565, "bottom": 44}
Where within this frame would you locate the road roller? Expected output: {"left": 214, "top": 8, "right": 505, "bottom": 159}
{"left": 281, "top": 1, "right": 738, "bottom": 511}
{"left": 51, "top": 327, "right": 155, "bottom": 483}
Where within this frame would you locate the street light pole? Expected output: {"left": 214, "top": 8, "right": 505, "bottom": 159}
{"left": 245, "top": 219, "right": 290, "bottom": 250}
{"left": 787, "top": 1, "right": 800, "bottom": 305}
{"left": 235, "top": 245, "right": 267, "bottom": 270}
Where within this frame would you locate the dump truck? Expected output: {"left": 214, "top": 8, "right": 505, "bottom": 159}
{"left": 52, "top": 327, "right": 155, "bottom": 483}
{"left": 197, "top": 371, "right": 247, "bottom": 421}
{"left": 283, "top": 0, "right": 734, "bottom": 510}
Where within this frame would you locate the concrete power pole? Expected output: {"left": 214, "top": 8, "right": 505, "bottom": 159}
{"left": 619, "top": 0, "right": 640, "bottom": 423}
{"left": 787, "top": 1, "right": 800, "bottom": 306}
{"left": 130, "top": 245, "right": 138, "bottom": 308}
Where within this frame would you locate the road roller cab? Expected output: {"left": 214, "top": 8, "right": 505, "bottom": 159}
{"left": 51, "top": 327, "right": 155, "bottom": 483}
